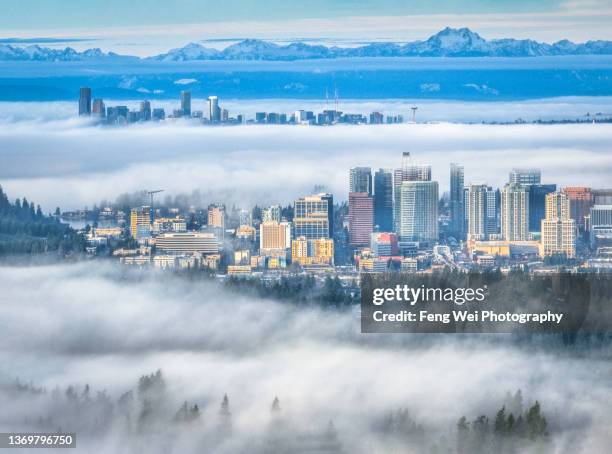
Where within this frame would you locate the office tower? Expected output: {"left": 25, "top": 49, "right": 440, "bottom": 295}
{"left": 527, "top": 184, "right": 557, "bottom": 232}
{"left": 260, "top": 221, "right": 291, "bottom": 252}
{"left": 92, "top": 99, "right": 105, "bottom": 117}
{"left": 155, "top": 232, "right": 219, "bottom": 254}
{"left": 562, "top": 187, "right": 592, "bottom": 231}
{"left": 485, "top": 187, "right": 501, "bottom": 235}
{"left": 398, "top": 180, "right": 439, "bottom": 245}
{"left": 466, "top": 183, "right": 488, "bottom": 241}
{"left": 262, "top": 205, "right": 282, "bottom": 223}
{"left": 589, "top": 205, "right": 612, "bottom": 248}
{"left": 509, "top": 168, "right": 541, "bottom": 185}
{"left": 238, "top": 209, "right": 252, "bottom": 227}
{"left": 152, "top": 108, "right": 165, "bottom": 121}
{"left": 294, "top": 193, "right": 334, "bottom": 240}
{"left": 348, "top": 192, "right": 374, "bottom": 247}
{"left": 592, "top": 189, "right": 612, "bottom": 205}
{"left": 140, "top": 100, "right": 151, "bottom": 121}
{"left": 501, "top": 184, "right": 529, "bottom": 241}
{"left": 349, "top": 167, "right": 372, "bottom": 195}
{"left": 371, "top": 232, "right": 399, "bottom": 257}
{"left": 208, "top": 96, "right": 220, "bottom": 122}
{"left": 541, "top": 192, "right": 576, "bottom": 257}
{"left": 130, "top": 206, "right": 152, "bottom": 238}
{"left": 369, "top": 112, "right": 384, "bottom": 124}
{"left": 78, "top": 87, "right": 92, "bottom": 116}
{"left": 180, "top": 91, "right": 191, "bottom": 117}
{"left": 393, "top": 152, "right": 432, "bottom": 231}
{"left": 374, "top": 169, "right": 393, "bottom": 232}
{"left": 449, "top": 163, "right": 465, "bottom": 239}
{"left": 207, "top": 204, "right": 225, "bottom": 229}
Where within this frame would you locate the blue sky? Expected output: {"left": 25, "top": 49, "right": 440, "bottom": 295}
{"left": 1, "top": 0, "right": 611, "bottom": 56}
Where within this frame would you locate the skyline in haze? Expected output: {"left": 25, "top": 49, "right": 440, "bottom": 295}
{"left": 1, "top": 0, "right": 611, "bottom": 56}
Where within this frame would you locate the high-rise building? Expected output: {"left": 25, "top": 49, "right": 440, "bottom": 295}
{"left": 294, "top": 193, "right": 334, "bottom": 239}
{"left": 590, "top": 205, "right": 612, "bottom": 248}
{"left": 393, "top": 152, "right": 432, "bottom": 231}
{"left": 152, "top": 108, "right": 165, "bottom": 121}
{"left": 592, "top": 189, "right": 612, "bottom": 205}
{"left": 541, "top": 192, "right": 576, "bottom": 257}
{"left": 92, "top": 99, "right": 105, "bottom": 117}
{"left": 449, "top": 163, "right": 465, "bottom": 239}
{"left": 509, "top": 168, "right": 541, "bottom": 185}
{"left": 208, "top": 96, "right": 221, "bottom": 122}
{"left": 349, "top": 167, "right": 372, "bottom": 195}
{"left": 527, "top": 184, "right": 557, "bottom": 233}
{"left": 130, "top": 206, "right": 152, "bottom": 238}
{"left": 207, "top": 204, "right": 225, "bottom": 229}
{"left": 398, "top": 180, "right": 439, "bottom": 245}
{"left": 374, "top": 169, "right": 393, "bottom": 232}
{"left": 501, "top": 184, "right": 529, "bottom": 241}
{"left": 79, "top": 87, "right": 92, "bottom": 116}
{"left": 140, "top": 100, "right": 151, "bottom": 121}
{"left": 466, "top": 183, "right": 488, "bottom": 241}
{"left": 180, "top": 91, "right": 191, "bottom": 117}
{"left": 348, "top": 192, "right": 374, "bottom": 247}
{"left": 562, "top": 187, "right": 592, "bottom": 231}
{"left": 260, "top": 221, "right": 291, "bottom": 252}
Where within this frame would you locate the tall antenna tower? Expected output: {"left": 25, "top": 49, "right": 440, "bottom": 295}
{"left": 411, "top": 106, "right": 418, "bottom": 123}
{"left": 334, "top": 84, "right": 339, "bottom": 112}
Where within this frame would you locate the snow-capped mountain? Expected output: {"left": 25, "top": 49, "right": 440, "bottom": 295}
{"left": 2, "top": 28, "right": 612, "bottom": 62}
{"left": 0, "top": 44, "right": 130, "bottom": 61}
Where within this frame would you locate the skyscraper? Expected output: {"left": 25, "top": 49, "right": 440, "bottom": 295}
{"left": 348, "top": 192, "right": 374, "bottom": 247}
{"left": 449, "top": 163, "right": 465, "bottom": 239}
{"left": 130, "top": 206, "right": 152, "bottom": 238}
{"left": 260, "top": 221, "right": 292, "bottom": 252}
{"left": 180, "top": 91, "right": 191, "bottom": 117}
{"left": 466, "top": 184, "right": 500, "bottom": 241}
{"left": 262, "top": 205, "right": 282, "bottom": 223}
{"left": 541, "top": 192, "right": 576, "bottom": 257}
{"left": 509, "top": 168, "right": 541, "bottom": 185}
{"left": 140, "top": 100, "right": 151, "bottom": 121}
{"left": 501, "top": 184, "right": 529, "bottom": 241}
{"left": 527, "top": 184, "right": 557, "bottom": 233}
{"left": 562, "top": 187, "right": 592, "bottom": 231}
{"left": 92, "top": 99, "right": 105, "bottom": 118}
{"left": 374, "top": 168, "right": 393, "bottom": 232}
{"left": 207, "top": 204, "right": 225, "bottom": 229}
{"left": 398, "top": 180, "right": 439, "bottom": 245}
{"left": 393, "top": 152, "right": 432, "bottom": 231}
{"left": 349, "top": 167, "right": 372, "bottom": 195}
{"left": 208, "top": 96, "right": 220, "bottom": 122}
{"left": 294, "top": 193, "right": 334, "bottom": 239}
{"left": 79, "top": 87, "right": 92, "bottom": 116}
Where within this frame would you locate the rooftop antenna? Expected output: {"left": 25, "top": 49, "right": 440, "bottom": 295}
{"left": 411, "top": 106, "right": 418, "bottom": 123}
{"left": 146, "top": 189, "right": 164, "bottom": 207}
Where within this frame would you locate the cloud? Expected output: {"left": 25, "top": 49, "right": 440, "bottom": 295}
{"left": 0, "top": 102, "right": 611, "bottom": 211}
{"left": 0, "top": 262, "right": 611, "bottom": 452}
{"left": 174, "top": 78, "right": 198, "bottom": 85}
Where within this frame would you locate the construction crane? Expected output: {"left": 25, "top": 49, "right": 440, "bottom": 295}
{"left": 146, "top": 189, "right": 164, "bottom": 207}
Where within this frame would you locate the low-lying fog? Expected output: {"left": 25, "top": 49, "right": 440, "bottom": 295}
{"left": 1, "top": 263, "right": 611, "bottom": 453}
{"left": 0, "top": 112, "right": 611, "bottom": 212}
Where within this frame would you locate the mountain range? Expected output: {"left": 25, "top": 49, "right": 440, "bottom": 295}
{"left": 2, "top": 27, "right": 612, "bottom": 62}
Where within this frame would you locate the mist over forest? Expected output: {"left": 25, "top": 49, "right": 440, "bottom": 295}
{"left": 1, "top": 263, "right": 611, "bottom": 453}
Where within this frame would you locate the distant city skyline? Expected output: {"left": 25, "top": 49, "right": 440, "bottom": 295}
{"left": 1, "top": 0, "right": 611, "bottom": 56}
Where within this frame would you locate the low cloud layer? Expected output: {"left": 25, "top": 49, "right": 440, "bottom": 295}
{"left": 0, "top": 263, "right": 611, "bottom": 452}
{"left": 0, "top": 103, "right": 611, "bottom": 211}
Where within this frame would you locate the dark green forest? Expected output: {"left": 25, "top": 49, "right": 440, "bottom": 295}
{"left": 0, "top": 186, "right": 84, "bottom": 256}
